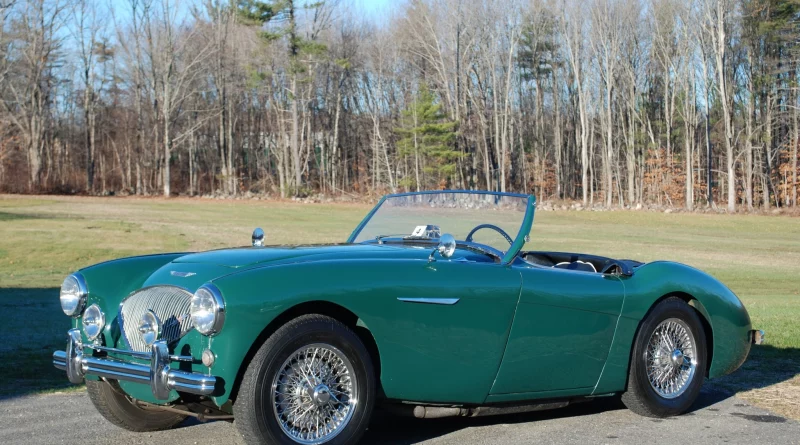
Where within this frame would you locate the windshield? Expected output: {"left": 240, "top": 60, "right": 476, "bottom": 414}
{"left": 349, "top": 191, "right": 533, "bottom": 254}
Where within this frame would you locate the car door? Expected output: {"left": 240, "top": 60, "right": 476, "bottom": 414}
{"left": 488, "top": 265, "right": 624, "bottom": 399}
{"left": 360, "top": 259, "right": 521, "bottom": 404}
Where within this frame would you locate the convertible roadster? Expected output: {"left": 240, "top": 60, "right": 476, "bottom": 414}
{"left": 53, "top": 190, "right": 762, "bottom": 444}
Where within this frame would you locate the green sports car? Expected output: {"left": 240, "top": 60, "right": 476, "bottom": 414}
{"left": 53, "top": 190, "right": 762, "bottom": 444}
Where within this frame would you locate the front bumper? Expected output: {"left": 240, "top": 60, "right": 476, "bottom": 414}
{"left": 53, "top": 329, "right": 217, "bottom": 400}
{"left": 750, "top": 329, "right": 765, "bottom": 345}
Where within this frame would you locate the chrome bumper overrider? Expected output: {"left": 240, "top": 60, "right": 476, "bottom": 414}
{"left": 53, "top": 329, "right": 217, "bottom": 400}
{"left": 750, "top": 329, "right": 765, "bottom": 345}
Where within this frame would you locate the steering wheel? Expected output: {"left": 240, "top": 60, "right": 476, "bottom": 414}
{"left": 465, "top": 224, "right": 514, "bottom": 245}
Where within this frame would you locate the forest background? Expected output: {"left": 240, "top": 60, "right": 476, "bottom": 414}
{"left": 1, "top": 0, "right": 799, "bottom": 213}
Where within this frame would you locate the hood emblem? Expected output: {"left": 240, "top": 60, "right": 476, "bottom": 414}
{"left": 170, "top": 271, "right": 196, "bottom": 278}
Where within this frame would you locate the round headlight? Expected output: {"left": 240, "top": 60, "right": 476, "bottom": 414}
{"left": 82, "top": 304, "right": 105, "bottom": 341}
{"left": 190, "top": 284, "right": 225, "bottom": 336}
{"left": 138, "top": 310, "right": 161, "bottom": 347}
{"left": 60, "top": 274, "right": 87, "bottom": 317}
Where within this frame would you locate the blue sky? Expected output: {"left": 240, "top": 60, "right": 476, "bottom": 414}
{"left": 352, "top": 0, "right": 398, "bottom": 25}
{"left": 107, "top": 0, "right": 399, "bottom": 24}
{"left": 354, "top": 0, "right": 395, "bottom": 16}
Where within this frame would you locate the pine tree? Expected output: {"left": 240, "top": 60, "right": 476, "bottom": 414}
{"left": 396, "top": 84, "right": 459, "bottom": 190}
{"left": 238, "top": 0, "right": 327, "bottom": 196}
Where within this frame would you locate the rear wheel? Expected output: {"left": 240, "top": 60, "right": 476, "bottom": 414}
{"left": 235, "top": 314, "right": 376, "bottom": 445}
{"left": 621, "top": 297, "right": 707, "bottom": 417}
{"left": 86, "top": 379, "right": 186, "bottom": 431}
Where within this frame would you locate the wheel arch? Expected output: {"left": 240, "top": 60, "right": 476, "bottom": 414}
{"left": 226, "top": 300, "right": 383, "bottom": 405}
{"left": 637, "top": 292, "right": 714, "bottom": 377}
{"left": 595, "top": 289, "right": 716, "bottom": 395}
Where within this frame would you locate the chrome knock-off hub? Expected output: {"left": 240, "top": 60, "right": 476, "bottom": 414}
{"left": 312, "top": 384, "right": 332, "bottom": 406}
{"left": 670, "top": 349, "right": 684, "bottom": 368}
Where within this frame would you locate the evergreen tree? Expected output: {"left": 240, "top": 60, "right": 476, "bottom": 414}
{"left": 396, "top": 84, "right": 459, "bottom": 191}
{"left": 238, "top": 0, "right": 327, "bottom": 196}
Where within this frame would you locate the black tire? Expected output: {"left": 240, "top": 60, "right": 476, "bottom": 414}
{"left": 85, "top": 379, "right": 186, "bottom": 431}
{"left": 234, "top": 314, "right": 376, "bottom": 445}
{"left": 621, "top": 297, "right": 707, "bottom": 417}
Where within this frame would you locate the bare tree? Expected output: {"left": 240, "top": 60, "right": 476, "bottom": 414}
{"left": 1, "top": 0, "right": 800, "bottom": 211}
{"left": 1, "top": 0, "right": 66, "bottom": 190}
{"left": 700, "top": 0, "right": 737, "bottom": 212}
{"left": 558, "top": 0, "right": 590, "bottom": 205}
{"left": 590, "top": 0, "right": 626, "bottom": 207}
{"left": 71, "top": 0, "right": 108, "bottom": 192}
{"left": 142, "top": 0, "right": 212, "bottom": 197}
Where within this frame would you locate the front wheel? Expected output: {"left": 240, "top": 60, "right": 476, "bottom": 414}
{"left": 621, "top": 297, "right": 707, "bottom": 417}
{"left": 85, "top": 379, "right": 186, "bottom": 431}
{"left": 235, "top": 314, "right": 376, "bottom": 445}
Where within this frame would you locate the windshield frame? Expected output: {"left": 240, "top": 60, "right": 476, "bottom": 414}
{"left": 347, "top": 190, "right": 536, "bottom": 264}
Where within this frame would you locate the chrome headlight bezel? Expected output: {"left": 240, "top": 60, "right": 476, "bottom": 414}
{"left": 190, "top": 284, "right": 225, "bottom": 336}
{"left": 60, "top": 274, "right": 88, "bottom": 318}
{"left": 82, "top": 304, "right": 105, "bottom": 341}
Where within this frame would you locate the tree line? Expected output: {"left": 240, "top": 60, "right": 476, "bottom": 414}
{"left": 0, "top": 0, "right": 798, "bottom": 211}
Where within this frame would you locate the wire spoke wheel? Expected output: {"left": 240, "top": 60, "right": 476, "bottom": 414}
{"left": 271, "top": 343, "right": 358, "bottom": 444}
{"left": 645, "top": 318, "right": 697, "bottom": 399}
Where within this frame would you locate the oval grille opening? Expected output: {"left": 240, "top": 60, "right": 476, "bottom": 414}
{"left": 119, "top": 286, "right": 194, "bottom": 352}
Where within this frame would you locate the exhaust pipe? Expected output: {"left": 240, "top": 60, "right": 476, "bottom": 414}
{"left": 385, "top": 401, "right": 570, "bottom": 419}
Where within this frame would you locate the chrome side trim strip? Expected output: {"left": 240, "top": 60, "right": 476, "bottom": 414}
{"left": 397, "top": 297, "right": 460, "bottom": 305}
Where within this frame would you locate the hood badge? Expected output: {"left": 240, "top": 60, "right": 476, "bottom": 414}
{"left": 170, "top": 271, "right": 196, "bottom": 278}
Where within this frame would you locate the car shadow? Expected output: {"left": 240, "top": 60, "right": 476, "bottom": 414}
{"left": 704, "top": 345, "right": 800, "bottom": 396}
{"left": 0, "top": 287, "right": 74, "bottom": 400}
{"left": 360, "top": 345, "right": 799, "bottom": 444}
{"left": 361, "top": 397, "right": 625, "bottom": 444}
{"left": 359, "top": 383, "right": 766, "bottom": 444}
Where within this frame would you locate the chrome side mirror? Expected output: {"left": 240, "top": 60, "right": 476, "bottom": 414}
{"left": 429, "top": 234, "right": 456, "bottom": 262}
{"left": 252, "top": 228, "right": 265, "bottom": 247}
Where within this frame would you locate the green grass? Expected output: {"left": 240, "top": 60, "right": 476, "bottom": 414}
{"left": 1, "top": 195, "right": 798, "bottom": 411}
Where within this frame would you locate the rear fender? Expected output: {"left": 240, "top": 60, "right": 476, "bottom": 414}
{"left": 593, "top": 261, "right": 751, "bottom": 394}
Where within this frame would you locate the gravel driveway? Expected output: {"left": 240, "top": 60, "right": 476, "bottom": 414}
{"left": 1, "top": 387, "right": 797, "bottom": 444}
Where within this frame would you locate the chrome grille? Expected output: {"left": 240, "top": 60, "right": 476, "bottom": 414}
{"left": 119, "top": 286, "right": 194, "bottom": 353}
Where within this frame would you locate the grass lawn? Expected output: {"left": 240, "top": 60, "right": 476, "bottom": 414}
{"left": 1, "top": 195, "right": 798, "bottom": 417}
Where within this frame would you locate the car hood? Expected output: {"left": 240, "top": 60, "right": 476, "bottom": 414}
{"left": 173, "top": 244, "right": 431, "bottom": 267}
{"left": 141, "top": 244, "right": 432, "bottom": 290}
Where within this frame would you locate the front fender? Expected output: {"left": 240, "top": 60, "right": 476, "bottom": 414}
{"left": 207, "top": 260, "right": 374, "bottom": 406}
{"left": 69, "top": 253, "right": 193, "bottom": 401}
{"left": 78, "top": 253, "right": 191, "bottom": 327}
